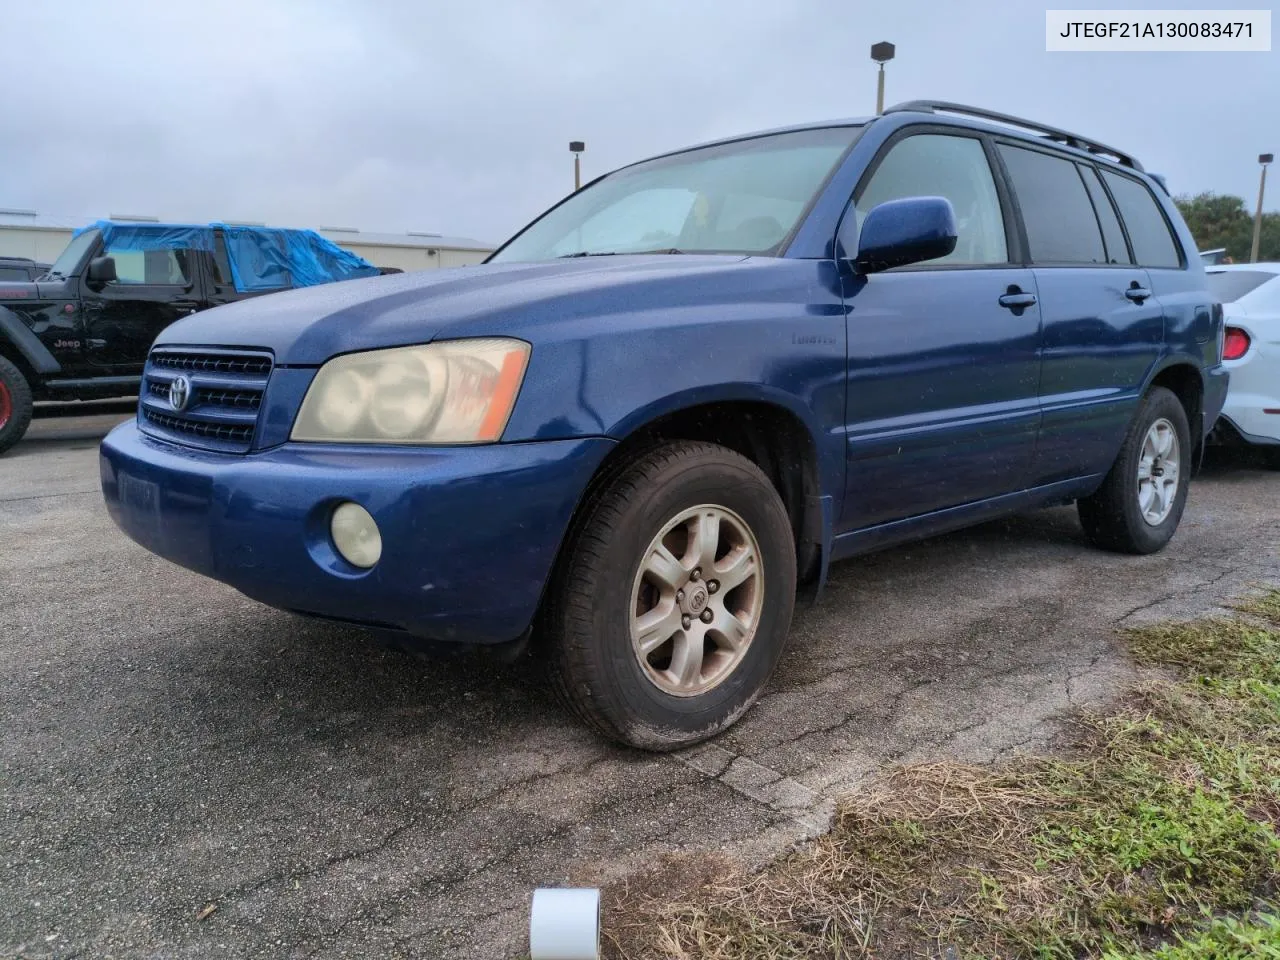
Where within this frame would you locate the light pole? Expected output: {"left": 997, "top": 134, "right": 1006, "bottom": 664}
{"left": 870, "top": 41, "right": 895, "bottom": 115}
{"left": 1251, "top": 152, "right": 1273, "bottom": 264}
{"left": 570, "top": 141, "right": 585, "bottom": 192}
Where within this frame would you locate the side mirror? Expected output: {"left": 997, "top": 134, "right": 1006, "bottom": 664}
{"left": 853, "top": 196, "right": 958, "bottom": 274}
{"left": 86, "top": 256, "right": 118, "bottom": 284}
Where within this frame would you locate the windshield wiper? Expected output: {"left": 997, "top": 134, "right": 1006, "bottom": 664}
{"left": 558, "top": 248, "right": 687, "bottom": 258}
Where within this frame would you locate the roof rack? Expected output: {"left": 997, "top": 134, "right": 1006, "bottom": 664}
{"left": 883, "top": 100, "right": 1143, "bottom": 171}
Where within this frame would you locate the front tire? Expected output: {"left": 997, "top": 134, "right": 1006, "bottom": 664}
{"left": 545, "top": 441, "right": 797, "bottom": 751}
{"left": 0, "top": 355, "right": 34, "bottom": 455}
{"left": 1078, "top": 386, "right": 1191, "bottom": 554}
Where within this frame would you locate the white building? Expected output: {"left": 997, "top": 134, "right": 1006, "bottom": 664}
{"left": 0, "top": 209, "right": 495, "bottom": 271}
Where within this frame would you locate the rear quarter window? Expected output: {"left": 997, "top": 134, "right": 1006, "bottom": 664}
{"left": 1078, "top": 165, "right": 1132, "bottom": 265}
{"left": 1100, "top": 170, "right": 1183, "bottom": 269}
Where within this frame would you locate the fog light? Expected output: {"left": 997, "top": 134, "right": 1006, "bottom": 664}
{"left": 330, "top": 502, "right": 382, "bottom": 568}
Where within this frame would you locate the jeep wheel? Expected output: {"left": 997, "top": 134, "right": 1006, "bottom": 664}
{"left": 1078, "top": 386, "right": 1191, "bottom": 554}
{"left": 0, "top": 355, "right": 34, "bottom": 455}
{"left": 545, "top": 441, "right": 797, "bottom": 750}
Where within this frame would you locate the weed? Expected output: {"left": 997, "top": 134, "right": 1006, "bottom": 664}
{"left": 604, "top": 592, "right": 1280, "bottom": 959}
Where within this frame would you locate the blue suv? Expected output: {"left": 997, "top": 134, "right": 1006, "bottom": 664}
{"left": 100, "top": 101, "right": 1228, "bottom": 750}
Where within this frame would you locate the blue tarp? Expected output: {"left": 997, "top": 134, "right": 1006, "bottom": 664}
{"left": 73, "top": 220, "right": 380, "bottom": 292}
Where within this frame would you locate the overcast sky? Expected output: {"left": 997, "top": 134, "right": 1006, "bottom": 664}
{"left": 2, "top": 1, "right": 1276, "bottom": 245}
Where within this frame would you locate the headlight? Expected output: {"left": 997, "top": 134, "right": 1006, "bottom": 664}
{"left": 291, "top": 338, "right": 530, "bottom": 444}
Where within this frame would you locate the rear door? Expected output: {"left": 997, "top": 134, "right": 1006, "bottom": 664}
{"left": 994, "top": 142, "right": 1165, "bottom": 485}
{"left": 1099, "top": 166, "right": 1209, "bottom": 367}
{"left": 837, "top": 128, "right": 1043, "bottom": 529}
{"left": 81, "top": 240, "right": 204, "bottom": 372}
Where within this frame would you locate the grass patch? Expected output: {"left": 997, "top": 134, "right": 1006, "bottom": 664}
{"left": 1101, "top": 912, "right": 1280, "bottom": 959}
{"left": 604, "top": 591, "right": 1280, "bottom": 959}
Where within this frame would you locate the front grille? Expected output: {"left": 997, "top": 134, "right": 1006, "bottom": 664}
{"left": 138, "top": 347, "right": 274, "bottom": 453}
{"left": 146, "top": 380, "right": 262, "bottom": 411}
{"left": 143, "top": 409, "right": 257, "bottom": 444}
{"left": 150, "top": 351, "right": 273, "bottom": 376}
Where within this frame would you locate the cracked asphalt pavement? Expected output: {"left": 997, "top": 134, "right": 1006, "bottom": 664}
{"left": 3, "top": 408, "right": 1279, "bottom": 959}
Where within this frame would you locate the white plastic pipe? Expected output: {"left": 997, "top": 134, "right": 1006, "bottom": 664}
{"left": 529, "top": 888, "right": 600, "bottom": 960}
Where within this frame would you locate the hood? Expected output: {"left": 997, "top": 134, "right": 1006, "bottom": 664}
{"left": 156, "top": 255, "right": 751, "bottom": 365}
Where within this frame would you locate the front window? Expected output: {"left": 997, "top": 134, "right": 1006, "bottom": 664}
{"left": 848, "top": 133, "right": 1008, "bottom": 266}
{"left": 490, "top": 126, "right": 861, "bottom": 263}
{"left": 46, "top": 229, "right": 100, "bottom": 279}
{"left": 103, "top": 241, "right": 192, "bottom": 286}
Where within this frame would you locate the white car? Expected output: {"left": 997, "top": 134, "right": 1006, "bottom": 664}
{"left": 1207, "top": 263, "right": 1280, "bottom": 460}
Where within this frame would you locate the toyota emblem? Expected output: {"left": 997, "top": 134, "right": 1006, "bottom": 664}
{"left": 168, "top": 375, "right": 192, "bottom": 412}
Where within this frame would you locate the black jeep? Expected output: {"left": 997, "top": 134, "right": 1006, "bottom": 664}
{"left": 0, "top": 221, "right": 378, "bottom": 452}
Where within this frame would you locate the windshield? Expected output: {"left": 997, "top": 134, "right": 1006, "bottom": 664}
{"left": 45, "top": 229, "right": 100, "bottom": 279}
{"left": 490, "top": 126, "right": 862, "bottom": 263}
{"left": 1206, "top": 270, "right": 1277, "bottom": 304}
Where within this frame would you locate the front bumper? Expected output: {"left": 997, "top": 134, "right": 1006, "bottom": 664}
{"left": 100, "top": 422, "right": 615, "bottom": 645}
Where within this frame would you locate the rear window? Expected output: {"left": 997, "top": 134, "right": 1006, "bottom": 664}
{"left": 1078, "top": 165, "right": 1131, "bottom": 265}
{"left": 1100, "top": 170, "right": 1182, "bottom": 269}
{"left": 998, "top": 144, "right": 1106, "bottom": 264}
{"left": 1205, "top": 270, "right": 1277, "bottom": 303}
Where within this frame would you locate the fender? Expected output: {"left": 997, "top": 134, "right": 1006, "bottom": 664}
{"left": 0, "top": 306, "right": 61, "bottom": 375}
{"left": 1142, "top": 353, "right": 1207, "bottom": 419}
{"left": 605, "top": 381, "right": 844, "bottom": 507}
{"left": 606, "top": 381, "right": 827, "bottom": 448}
{"left": 604, "top": 383, "right": 842, "bottom": 600}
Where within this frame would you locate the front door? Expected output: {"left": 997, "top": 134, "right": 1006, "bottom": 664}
{"left": 5, "top": 280, "right": 87, "bottom": 375}
{"left": 837, "top": 129, "right": 1043, "bottom": 529}
{"left": 81, "top": 241, "right": 204, "bottom": 373}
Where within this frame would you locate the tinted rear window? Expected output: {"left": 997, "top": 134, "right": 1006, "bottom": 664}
{"left": 998, "top": 144, "right": 1106, "bottom": 264}
{"left": 1205, "top": 270, "right": 1277, "bottom": 303}
{"left": 1101, "top": 170, "right": 1182, "bottom": 269}
{"left": 1079, "top": 165, "right": 1131, "bottom": 264}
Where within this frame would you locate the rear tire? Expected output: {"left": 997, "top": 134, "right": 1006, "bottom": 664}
{"left": 544, "top": 441, "right": 797, "bottom": 751}
{"left": 1078, "top": 386, "right": 1191, "bottom": 555}
{"left": 0, "top": 355, "right": 34, "bottom": 455}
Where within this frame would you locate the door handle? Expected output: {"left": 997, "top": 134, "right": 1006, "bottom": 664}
{"left": 998, "top": 287, "right": 1037, "bottom": 310}
{"left": 1125, "top": 282, "right": 1152, "bottom": 304}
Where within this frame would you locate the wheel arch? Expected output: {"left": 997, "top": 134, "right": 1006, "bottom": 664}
{"left": 534, "top": 395, "right": 832, "bottom": 643}
{"left": 1145, "top": 359, "right": 1205, "bottom": 469}
{"left": 0, "top": 305, "right": 60, "bottom": 381}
